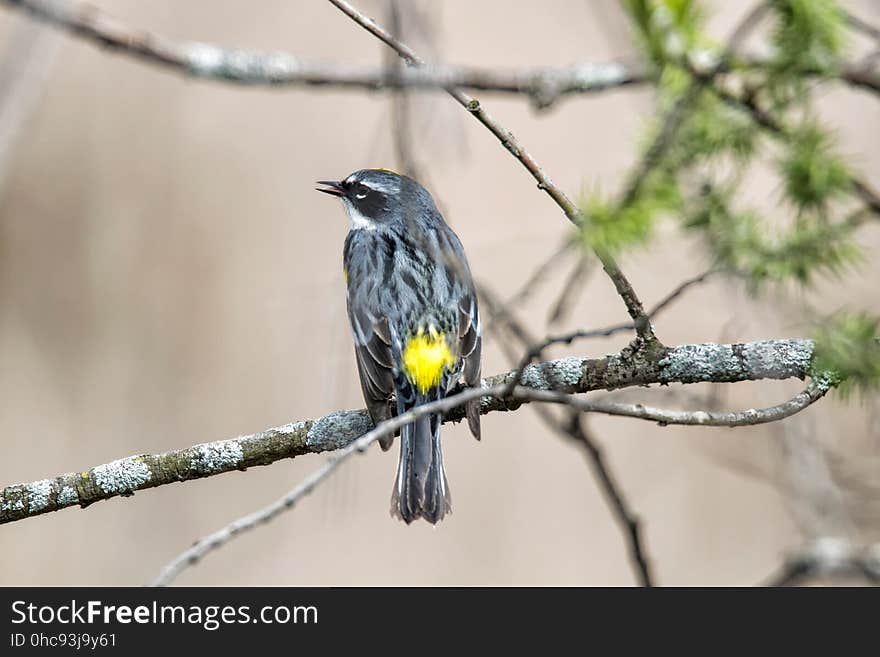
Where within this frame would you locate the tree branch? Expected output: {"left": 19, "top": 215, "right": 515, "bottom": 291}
{"left": 0, "top": 0, "right": 645, "bottom": 102}
{"left": 0, "top": 338, "right": 819, "bottom": 526}
{"left": 4, "top": 0, "right": 875, "bottom": 104}
{"left": 519, "top": 377, "right": 829, "bottom": 427}
{"left": 151, "top": 343, "right": 826, "bottom": 586}
{"left": 152, "top": 351, "right": 826, "bottom": 588}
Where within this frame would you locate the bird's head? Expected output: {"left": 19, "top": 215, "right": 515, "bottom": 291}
{"left": 316, "top": 168, "right": 431, "bottom": 231}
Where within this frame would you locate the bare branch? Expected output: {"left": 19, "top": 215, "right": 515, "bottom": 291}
{"left": 728, "top": 3, "right": 771, "bottom": 51}
{"left": 0, "top": 0, "right": 644, "bottom": 102}
{"left": 3, "top": 0, "right": 873, "bottom": 103}
{"left": 646, "top": 269, "right": 717, "bottom": 319}
{"left": 546, "top": 255, "right": 593, "bottom": 326}
{"left": 385, "top": 0, "right": 423, "bottom": 179}
{"left": 479, "top": 239, "right": 576, "bottom": 338}
{"left": 0, "top": 338, "right": 818, "bottom": 526}
{"left": 618, "top": 82, "right": 703, "bottom": 207}
{"left": 519, "top": 377, "right": 830, "bottom": 427}
{"left": 505, "top": 239, "right": 575, "bottom": 308}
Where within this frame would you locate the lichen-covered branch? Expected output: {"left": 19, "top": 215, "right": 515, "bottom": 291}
{"left": 152, "top": 337, "right": 822, "bottom": 586}
{"left": 0, "top": 338, "right": 818, "bottom": 526}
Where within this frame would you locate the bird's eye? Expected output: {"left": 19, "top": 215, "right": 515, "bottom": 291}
{"left": 354, "top": 184, "right": 370, "bottom": 200}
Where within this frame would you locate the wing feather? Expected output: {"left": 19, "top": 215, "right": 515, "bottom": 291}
{"left": 456, "top": 292, "right": 482, "bottom": 440}
{"left": 352, "top": 316, "right": 396, "bottom": 451}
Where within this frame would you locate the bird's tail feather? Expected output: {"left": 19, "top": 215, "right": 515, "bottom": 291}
{"left": 391, "top": 410, "right": 450, "bottom": 524}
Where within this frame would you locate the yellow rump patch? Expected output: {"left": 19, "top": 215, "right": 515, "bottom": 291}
{"left": 369, "top": 167, "right": 400, "bottom": 175}
{"left": 402, "top": 327, "right": 455, "bottom": 394}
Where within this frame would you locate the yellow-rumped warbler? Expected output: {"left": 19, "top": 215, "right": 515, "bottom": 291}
{"left": 317, "top": 168, "right": 481, "bottom": 524}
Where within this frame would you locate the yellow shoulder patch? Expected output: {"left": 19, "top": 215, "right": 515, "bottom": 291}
{"left": 402, "top": 327, "right": 455, "bottom": 394}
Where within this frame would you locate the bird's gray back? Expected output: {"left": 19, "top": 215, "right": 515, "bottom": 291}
{"left": 344, "top": 214, "right": 473, "bottom": 349}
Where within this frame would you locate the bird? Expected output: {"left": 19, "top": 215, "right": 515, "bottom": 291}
{"left": 316, "top": 168, "right": 482, "bottom": 524}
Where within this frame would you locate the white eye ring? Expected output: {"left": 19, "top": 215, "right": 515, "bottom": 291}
{"left": 355, "top": 193, "right": 367, "bottom": 199}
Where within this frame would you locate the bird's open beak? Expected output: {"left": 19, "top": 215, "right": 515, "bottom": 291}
{"left": 315, "top": 180, "right": 345, "bottom": 197}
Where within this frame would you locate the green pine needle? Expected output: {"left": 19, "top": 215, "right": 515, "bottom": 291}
{"left": 780, "top": 123, "right": 851, "bottom": 210}
{"left": 811, "top": 312, "right": 880, "bottom": 397}
{"left": 770, "top": 0, "right": 844, "bottom": 75}
{"left": 684, "top": 185, "right": 860, "bottom": 290}
{"left": 578, "top": 173, "right": 680, "bottom": 255}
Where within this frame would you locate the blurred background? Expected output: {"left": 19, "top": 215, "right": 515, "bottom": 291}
{"left": 0, "top": 0, "right": 878, "bottom": 586}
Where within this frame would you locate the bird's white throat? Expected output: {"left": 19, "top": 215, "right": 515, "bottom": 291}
{"left": 342, "top": 199, "right": 377, "bottom": 231}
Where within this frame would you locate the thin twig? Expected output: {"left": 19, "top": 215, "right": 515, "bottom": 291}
{"left": 481, "top": 239, "right": 575, "bottom": 336}
{"left": 386, "top": 0, "right": 423, "bottom": 179}
{"left": 506, "top": 239, "right": 575, "bottom": 309}
{"left": 476, "top": 282, "right": 541, "bottom": 347}
{"left": 486, "top": 268, "right": 760, "bottom": 590}
{"left": 647, "top": 268, "right": 718, "bottom": 318}
{"left": 518, "top": 378, "right": 830, "bottom": 427}
{"left": 618, "top": 82, "right": 703, "bottom": 207}
{"left": 547, "top": 254, "right": 593, "bottom": 325}
{"left": 486, "top": 308, "right": 655, "bottom": 587}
